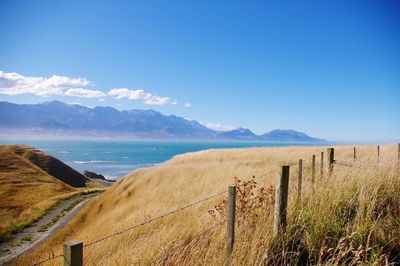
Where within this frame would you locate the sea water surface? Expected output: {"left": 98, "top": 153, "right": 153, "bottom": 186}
{"left": 0, "top": 139, "right": 317, "bottom": 179}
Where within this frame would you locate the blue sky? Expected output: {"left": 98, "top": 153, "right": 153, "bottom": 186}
{"left": 0, "top": 0, "right": 399, "bottom": 142}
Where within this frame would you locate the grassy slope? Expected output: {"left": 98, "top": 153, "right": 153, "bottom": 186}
{"left": 12, "top": 144, "right": 400, "bottom": 265}
{"left": 5, "top": 144, "right": 91, "bottom": 188}
{"left": 0, "top": 146, "right": 77, "bottom": 241}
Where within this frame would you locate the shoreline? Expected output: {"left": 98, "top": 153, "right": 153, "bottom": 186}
{"left": 0, "top": 139, "right": 332, "bottom": 180}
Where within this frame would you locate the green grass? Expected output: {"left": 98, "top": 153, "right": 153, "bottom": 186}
{"left": 10, "top": 242, "right": 22, "bottom": 248}
{"left": 20, "top": 233, "right": 33, "bottom": 242}
{"left": 37, "top": 191, "right": 102, "bottom": 233}
{"left": 0, "top": 189, "right": 103, "bottom": 242}
{"left": 0, "top": 247, "right": 10, "bottom": 255}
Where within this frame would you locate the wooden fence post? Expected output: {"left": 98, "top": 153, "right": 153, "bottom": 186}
{"left": 320, "top": 152, "right": 324, "bottom": 178}
{"left": 353, "top": 147, "right": 356, "bottom": 161}
{"left": 63, "top": 240, "right": 83, "bottom": 266}
{"left": 274, "top": 165, "right": 290, "bottom": 238}
{"left": 297, "top": 159, "right": 302, "bottom": 200}
{"left": 226, "top": 186, "right": 236, "bottom": 260}
{"left": 397, "top": 143, "right": 400, "bottom": 162}
{"left": 377, "top": 145, "right": 380, "bottom": 162}
{"left": 311, "top": 155, "right": 316, "bottom": 185}
{"left": 327, "top": 148, "right": 334, "bottom": 175}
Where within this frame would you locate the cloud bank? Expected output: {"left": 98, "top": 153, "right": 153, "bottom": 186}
{"left": 0, "top": 70, "right": 183, "bottom": 106}
{"left": 0, "top": 70, "right": 89, "bottom": 96}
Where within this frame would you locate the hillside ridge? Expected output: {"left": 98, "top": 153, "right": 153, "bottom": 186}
{"left": 5, "top": 144, "right": 90, "bottom": 187}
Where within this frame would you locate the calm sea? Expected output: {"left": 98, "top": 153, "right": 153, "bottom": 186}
{"left": 0, "top": 139, "right": 317, "bottom": 179}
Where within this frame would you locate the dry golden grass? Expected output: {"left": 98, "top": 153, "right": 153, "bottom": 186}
{"left": 11, "top": 144, "right": 400, "bottom": 265}
{"left": 5, "top": 144, "right": 91, "bottom": 188}
{"left": 0, "top": 145, "right": 77, "bottom": 241}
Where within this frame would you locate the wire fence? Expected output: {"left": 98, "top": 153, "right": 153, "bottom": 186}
{"left": 30, "top": 166, "right": 285, "bottom": 265}
{"left": 29, "top": 159, "right": 311, "bottom": 265}
{"left": 29, "top": 144, "right": 399, "bottom": 265}
{"left": 82, "top": 163, "right": 306, "bottom": 250}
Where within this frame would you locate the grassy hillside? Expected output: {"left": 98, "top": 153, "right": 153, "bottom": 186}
{"left": 0, "top": 146, "right": 77, "bottom": 241}
{"left": 11, "top": 144, "right": 400, "bottom": 265}
{"left": 5, "top": 144, "right": 90, "bottom": 187}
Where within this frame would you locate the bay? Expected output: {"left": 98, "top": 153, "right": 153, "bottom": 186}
{"left": 0, "top": 139, "right": 317, "bottom": 179}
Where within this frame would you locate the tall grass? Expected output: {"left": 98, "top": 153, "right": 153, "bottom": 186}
{"left": 11, "top": 144, "right": 400, "bottom": 265}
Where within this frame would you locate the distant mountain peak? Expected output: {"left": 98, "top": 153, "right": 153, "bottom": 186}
{"left": 231, "top": 127, "right": 255, "bottom": 134}
{"left": 262, "top": 129, "right": 326, "bottom": 142}
{"left": 42, "top": 100, "right": 68, "bottom": 105}
{"left": 217, "top": 127, "right": 257, "bottom": 139}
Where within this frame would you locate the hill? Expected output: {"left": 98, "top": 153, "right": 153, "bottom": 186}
{"left": 217, "top": 127, "right": 257, "bottom": 139}
{"left": 0, "top": 146, "right": 76, "bottom": 241}
{"left": 5, "top": 144, "right": 90, "bottom": 187}
{"left": 261, "top": 129, "right": 327, "bottom": 142}
{"left": 0, "top": 101, "right": 326, "bottom": 142}
{"left": 12, "top": 144, "right": 399, "bottom": 265}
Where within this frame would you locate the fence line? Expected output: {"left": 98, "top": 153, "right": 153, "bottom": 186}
{"left": 30, "top": 144, "right": 399, "bottom": 266}
{"left": 31, "top": 167, "right": 288, "bottom": 264}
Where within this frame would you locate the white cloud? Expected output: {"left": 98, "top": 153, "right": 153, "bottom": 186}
{"left": 184, "top": 102, "right": 192, "bottom": 108}
{"left": 65, "top": 88, "right": 106, "bottom": 98}
{"left": 98, "top": 98, "right": 106, "bottom": 102}
{"left": 144, "top": 96, "right": 170, "bottom": 105}
{"left": 203, "top": 122, "right": 237, "bottom": 131}
{"left": 108, "top": 88, "right": 171, "bottom": 105}
{"left": 0, "top": 70, "right": 90, "bottom": 96}
{"left": 0, "top": 70, "right": 183, "bottom": 108}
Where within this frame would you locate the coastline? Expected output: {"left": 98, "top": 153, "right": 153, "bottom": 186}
{"left": 0, "top": 138, "right": 329, "bottom": 180}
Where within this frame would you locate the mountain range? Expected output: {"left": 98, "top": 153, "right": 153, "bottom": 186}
{"left": 0, "top": 101, "right": 326, "bottom": 142}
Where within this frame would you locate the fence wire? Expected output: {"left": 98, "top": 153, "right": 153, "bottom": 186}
{"left": 30, "top": 190, "right": 226, "bottom": 265}
{"left": 255, "top": 169, "right": 276, "bottom": 179}
{"left": 334, "top": 160, "right": 354, "bottom": 168}
{"left": 83, "top": 190, "right": 226, "bottom": 248}
{"left": 255, "top": 159, "right": 304, "bottom": 180}
{"left": 32, "top": 254, "right": 63, "bottom": 266}
{"left": 148, "top": 220, "right": 225, "bottom": 265}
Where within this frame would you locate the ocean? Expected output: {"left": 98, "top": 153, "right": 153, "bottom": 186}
{"left": 0, "top": 139, "right": 316, "bottom": 179}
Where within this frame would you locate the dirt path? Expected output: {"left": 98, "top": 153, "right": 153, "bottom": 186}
{"left": 0, "top": 192, "right": 101, "bottom": 265}
{"left": 94, "top": 179, "right": 114, "bottom": 187}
